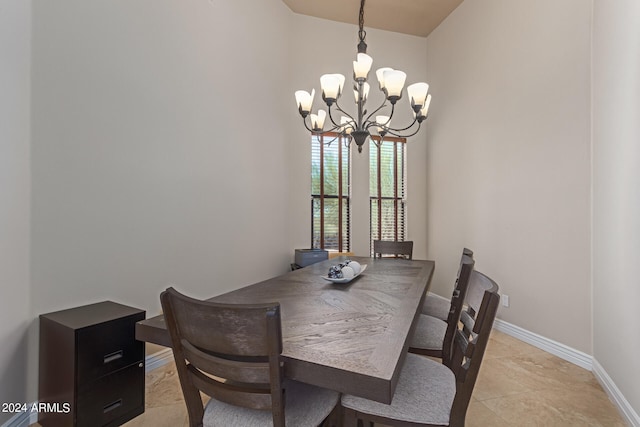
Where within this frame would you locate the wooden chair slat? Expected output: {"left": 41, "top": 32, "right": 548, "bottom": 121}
{"left": 181, "top": 339, "right": 272, "bottom": 384}
{"left": 188, "top": 365, "right": 273, "bottom": 410}
{"left": 459, "top": 311, "right": 475, "bottom": 335}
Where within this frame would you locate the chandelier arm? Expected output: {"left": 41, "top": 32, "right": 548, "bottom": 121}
{"left": 320, "top": 124, "right": 348, "bottom": 134}
{"left": 333, "top": 100, "right": 356, "bottom": 122}
{"left": 363, "top": 98, "right": 390, "bottom": 125}
{"left": 302, "top": 115, "right": 343, "bottom": 135}
{"left": 384, "top": 117, "right": 419, "bottom": 133}
{"left": 319, "top": 133, "right": 342, "bottom": 146}
{"left": 382, "top": 121, "right": 422, "bottom": 139}
{"left": 331, "top": 101, "right": 357, "bottom": 131}
{"left": 323, "top": 104, "right": 343, "bottom": 130}
{"left": 301, "top": 117, "right": 315, "bottom": 133}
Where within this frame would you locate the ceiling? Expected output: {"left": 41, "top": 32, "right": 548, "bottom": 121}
{"left": 281, "top": 0, "right": 464, "bottom": 38}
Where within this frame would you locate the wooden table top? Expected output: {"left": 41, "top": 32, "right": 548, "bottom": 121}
{"left": 135, "top": 256, "right": 434, "bottom": 403}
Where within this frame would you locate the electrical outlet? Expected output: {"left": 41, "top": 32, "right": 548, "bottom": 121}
{"left": 502, "top": 294, "right": 510, "bottom": 307}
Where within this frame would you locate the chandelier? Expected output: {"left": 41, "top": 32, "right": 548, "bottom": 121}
{"left": 294, "top": 0, "right": 432, "bottom": 153}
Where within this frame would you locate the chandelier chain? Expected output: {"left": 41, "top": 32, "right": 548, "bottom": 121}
{"left": 358, "top": 0, "right": 366, "bottom": 43}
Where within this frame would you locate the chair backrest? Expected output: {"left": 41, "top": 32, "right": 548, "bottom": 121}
{"left": 160, "top": 287, "right": 285, "bottom": 427}
{"left": 441, "top": 255, "right": 475, "bottom": 364}
{"left": 447, "top": 270, "right": 500, "bottom": 427}
{"left": 373, "top": 240, "right": 414, "bottom": 259}
{"left": 452, "top": 248, "right": 474, "bottom": 278}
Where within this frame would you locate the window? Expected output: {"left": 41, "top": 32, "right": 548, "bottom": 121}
{"left": 369, "top": 136, "right": 407, "bottom": 254}
{"left": 311, "top": 133, "right": 350, "bottom": 252}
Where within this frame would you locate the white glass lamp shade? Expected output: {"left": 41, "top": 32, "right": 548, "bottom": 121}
{"left": 407, "top": 82, "right": 429, "bottom": 109}
{"left": 353, "top": 53, "right": 373, "bottom": 79}
{"left": 310, "top": 110, "right": 326, "bottom": 131}
{"left": 341, "top": 116, "right": 354, "bottom": 134}
{"left": 376, "top": 67, "right": 393, "bottom": 90}
{"left": 320, "top": 74, "right": 343, "bottom": 101}
{"left": 334, "top": 74, "right": 346, "bottom": 95}
{"left": 295, "top": 89, "right": 315, "bottom": 114}
{"left": 375, "top": 115, "right": 390, "bottom": 133}
{"left": 418, "top": 94, "right": 432, "bottom": 118}
{"left": 383, "top": 70, "right": 407, "bottom": 99}
{"left": 354, "top": 82, "right": 371, "bottom": 103}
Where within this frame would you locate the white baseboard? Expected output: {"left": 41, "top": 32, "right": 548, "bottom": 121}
{"left": 1, "top": 349, "right": 175, "bottom": 427}
{"left": 492, "top": 318, "right": 593, "bottom": 371}
{"left": 592, "top": 358, "right": 640, "bottom": 427}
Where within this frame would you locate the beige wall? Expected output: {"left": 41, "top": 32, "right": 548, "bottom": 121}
{"left": 28, "top": 0, "right": 293, "bottom": 400}
{"left": 287, "top": 14, "right": 430, "bottom": 258}
{"left": 424, "top": 0, "right": 592, "bottom": 353}
{"left": 592, "top": 0, "right": 640, "bottom": 416}
{"left": 0, "top": 0, "right": 31, "bottom": 423}
{"left": 30, "top": 0, "right": 293, "bottom": 315}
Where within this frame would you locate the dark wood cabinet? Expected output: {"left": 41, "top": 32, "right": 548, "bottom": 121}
{"left": 39, "top": 301, "right": 146, "bottom": 427}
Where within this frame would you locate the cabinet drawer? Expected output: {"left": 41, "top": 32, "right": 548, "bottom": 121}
{"left": 76, "top": 363, "right": 144, "bottom": 427}
{"left": 77, "top": 313, "right": 144, "bottom": 383}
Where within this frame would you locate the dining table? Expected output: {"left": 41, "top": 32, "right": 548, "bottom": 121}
{"left": 135, "top": 256, "right": 435, "bottom": 404}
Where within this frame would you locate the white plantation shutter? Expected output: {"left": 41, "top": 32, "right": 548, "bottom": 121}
{"left": 311, "top": 133, "right": 351, "bottom": 251}
{"left": 370, "top": 136, "right": 406, "bottom": 255}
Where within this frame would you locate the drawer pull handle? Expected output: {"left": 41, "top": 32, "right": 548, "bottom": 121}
{"left": 103, "top": 350, "right": 123, "bottom": 364}
{"left": 103, "top": 399, "right": 122, "bottom": 413}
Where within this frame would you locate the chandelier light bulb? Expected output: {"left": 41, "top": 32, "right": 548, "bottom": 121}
{"left": 320, "top": 74, "right": 343, "bottom": 103}
{"left": 353, "top": 53, "right": 373, "bottom": 80}
{"left": 383, "top": 70, "right": 407, "bottom": 100}
{"left": 419, "top": 94, "right": 432, "bottom": 119}
{"left": 407, "top": 82, "right": 429, "bottom": 110}
{"left": 354, "top": 82, "right": 371, "bottom": 103}
{"left": 335, "top": 74, "right": 346, "bottom": 95}
{"left": 311, "top": 110, "right": 327, "bottom": 131}
{"left": 376, "top": 115, "right": 390, "bottom": 134}
{"left": 295, "top": 89, "right": 315, "bottom": 115}
{"left": 376, "top": 67, "right": 393, "bottom": 91}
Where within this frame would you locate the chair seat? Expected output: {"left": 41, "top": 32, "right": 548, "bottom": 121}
{"left": 203, "top": 379, "right": 340, "bottom": 427}
{"left": 410, "top": 314, "right": 447, "bottom": 351}
{"left": 341, "top": 353, "right": 455, "bottom": 425}
{"left": 421, "top": 294, "right": 451, "bottom": 321}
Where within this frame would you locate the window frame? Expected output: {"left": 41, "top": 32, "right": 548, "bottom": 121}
{"left": 369, "top": 135, "right": 407, "bottom": 254}
{"left": 311, "top": 132, "right": 351, "bottom": 252}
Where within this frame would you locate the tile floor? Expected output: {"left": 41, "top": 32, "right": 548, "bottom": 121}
{"left": 34, "top": 330, "right": 627, "bottom": 426}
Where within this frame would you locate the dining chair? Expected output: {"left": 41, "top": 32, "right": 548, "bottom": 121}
{"left": 373, "top": 240, "right": 413, "bottom": 259}
{"left": 160, "top": 287, "right": 340, "bottom": 427}
{"left": 408, "top": 255, "right": 475, "bottom": 363}
{"left": 341, "top": 270, "right": 500, "bottom": 427}
{"left": 421, "top": 248, "right": 474, "bottom": 321}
